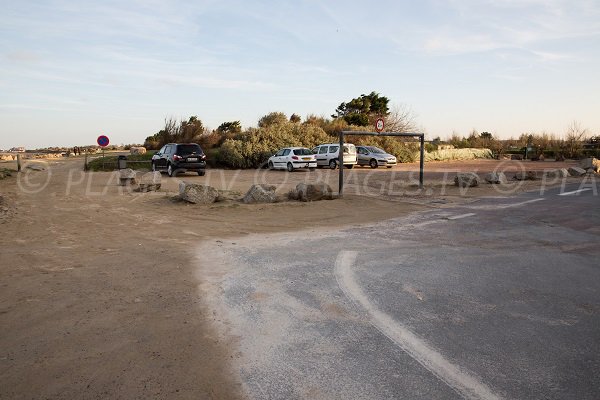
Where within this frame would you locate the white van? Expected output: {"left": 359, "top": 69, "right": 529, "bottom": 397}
{"left": 312, "top": 143, "right": 357, "bottom": 169}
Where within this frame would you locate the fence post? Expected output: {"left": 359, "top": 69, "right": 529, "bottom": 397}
{"left": 17, "top": 153, "right": 21, "bottom": 172}
{"left": 84, "top": 152, "right": 88, "bottom": 171}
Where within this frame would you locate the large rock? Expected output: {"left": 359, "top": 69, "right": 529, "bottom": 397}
{"left": 454, "top": 172, "right": 479, "bottom": 188}
{"left": 580, "top": 157, "right": 599, "bottom": 171}
{"left": 179, "top": 182, "right": 219, "bottom": 204}
{"left": 289, "top": 182, "right": 333, "bottom": 201}
{"left": 242, "top": 184, "right": 277, "bottom": 204}
{"left": 135, "top": 171, "right": 162, "bottom": 192}
{"left": 130, "top": 146, "right": 147, "bottom": 155}
{"left": 139, "top": 171, "right": 161, "bottom": 184}
{"left": 119, "top": 168, "right": 137, "bottom": 186}
{"left": 543, "top": 169, "right": 569, "bottom": 180}
{"left": 568, "top": 166, "right": 586, "bottom": 177}
{"left": 484, "top": 172, "right": 507, "bottom": 184}
{"left": 514, "top": 171, "right": 540, "bottom": 181}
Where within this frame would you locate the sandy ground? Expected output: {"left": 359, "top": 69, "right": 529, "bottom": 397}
{"left": 0, "top": 157, "right": 587, "bottom": 399}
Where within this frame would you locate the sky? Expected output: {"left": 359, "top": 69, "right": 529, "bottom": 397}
{"left": 1, "top": 0, "right": 599, "bottom": 148}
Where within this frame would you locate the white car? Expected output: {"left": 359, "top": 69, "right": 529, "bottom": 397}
{"left": 312, "top": 143, "right": 357, "bottom": 169}
{"left": 267, "top": 147, "right": 317, "bottom": 172}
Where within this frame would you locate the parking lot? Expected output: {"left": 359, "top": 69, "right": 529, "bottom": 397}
{"left": 1, "top": 157, "right": 597, "bottom": 399}
{"left": 197, "top": 182, "right": 600, "bottom": 399}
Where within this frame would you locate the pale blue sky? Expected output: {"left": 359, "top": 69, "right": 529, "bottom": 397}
{"left": 1, "top": 0, "right": 599, "bottom": 148}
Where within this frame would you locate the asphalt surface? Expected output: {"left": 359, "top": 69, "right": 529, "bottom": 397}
{"left": 199, "top": 180, "right": 600, "bottom": 400}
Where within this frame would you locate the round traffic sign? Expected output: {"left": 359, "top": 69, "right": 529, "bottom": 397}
{"left": 97, "top": 135, "right": 110, "bottom": 147}
{"left": 375, "top": 118, "right": 385, "bottom": 133}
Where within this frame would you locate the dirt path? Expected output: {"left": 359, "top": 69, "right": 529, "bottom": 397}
{"left": 0, "top": 157, "right": 585, "bottom": 399}
{"left": 0, "top": 159, "right": 426, "bottom": 399}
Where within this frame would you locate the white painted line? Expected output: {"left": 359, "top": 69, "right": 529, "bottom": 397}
{"left": 558, "top": 188, "right": 592, "bottom": 196}
{"left": 446, "top": 213, "right": 476, "bottom": 220}
{"left": 335, "top": 251, "right": 502, "bottom": 400}
{"left": 466, "top": 198, "right": 545, "bottom": 210}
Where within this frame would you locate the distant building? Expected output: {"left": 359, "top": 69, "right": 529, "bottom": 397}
{"left": 9, "top": 147, "right": 26, "bottom": 153}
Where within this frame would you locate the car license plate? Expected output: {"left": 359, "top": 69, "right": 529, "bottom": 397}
{"left": 302, "top": 157, "right": 311, "bottom": 161}
{"left": 187, "top": 158, "right": 198, "bottom": 162}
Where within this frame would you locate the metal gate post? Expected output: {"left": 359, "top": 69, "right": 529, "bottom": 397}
{"left": 419, "top": 134, "right": 425, "bottom": 188}
{"left": 339, "top": 130, "right": 344, "bottom": 198}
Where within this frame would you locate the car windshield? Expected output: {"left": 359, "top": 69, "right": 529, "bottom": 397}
{"left": 367, "top": 147, "right": 385, "bottom": 154}
{"left": 178, "top": 145, "right": 203, "bottom": 156}
{"left": 293, "top": 148, "right": 313, "bottom": 155}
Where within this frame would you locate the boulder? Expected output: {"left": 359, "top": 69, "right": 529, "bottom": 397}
{"left": 514, "top": 171, "right": 540, "bottom": 181}
{"left": 580, "top": 157, "right": 599, "bottom": 171}
{"left": 568, "top": 166, "right": 586, "bottom": 177}
{"left": 543, "top": 169, "right": 569, "bottom": 180}
{"left": 139, "top": 171, "right": 161, "bottom": 184}
{"left": 454, "top": 172, "right": 479, "bottom": 188}
{"left": 119, "top": 168, "right": 137, "bottom": 186}
{"left": 134, "top": 172, "right": 162, "bottom": 192}
{"left": 484, "top": 172, "right": 507, "bottom": 184}
{"left": 242, "top": 184, "right": 277, "bottom": 204}
{"left": 130, "top": 146, "right": 147, "bottom": 155}
{"left": 179, "top": 182, "right": 219, "bottom": 204}
{"left": 289, "top": 182, "right": 333, "bottom": 201}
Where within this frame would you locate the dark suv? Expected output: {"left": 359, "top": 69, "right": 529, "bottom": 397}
{"left": 151, "top": 143, "right": 207, "bottom": 177}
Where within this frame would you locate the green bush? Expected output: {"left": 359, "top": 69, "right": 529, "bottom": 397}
{"left": 86, "top": 152, "right": 155, "bottom": 171}
{"left": 217, "top": 122, "right": 330, "bottom": 168}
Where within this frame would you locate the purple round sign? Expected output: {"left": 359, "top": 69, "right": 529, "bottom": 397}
{"left": 97, "top": 135, "right": 110, "bottom": 147}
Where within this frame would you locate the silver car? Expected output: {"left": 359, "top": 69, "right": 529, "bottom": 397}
{"left": 356, "top": 146, "right": 397, "bottom": 168}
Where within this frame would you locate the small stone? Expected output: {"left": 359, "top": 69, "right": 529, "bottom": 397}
{"left": 26, "top": 163, "right": 46, "bottom": 171}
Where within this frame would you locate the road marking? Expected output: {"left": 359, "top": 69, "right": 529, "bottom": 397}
{"left": 335, "top": 251, "right": 502, "bottom": 400}
{"left": 558, "top": 188, "right": 592, "bottom": 196}
{"left": 446, "top": 213, "right": 476, "bottom": 220}
{"left": 466, "top": 198, "right": 545, "bottom": 210}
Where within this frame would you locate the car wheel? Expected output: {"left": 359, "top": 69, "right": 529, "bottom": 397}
{"left": 329, "top": 159, "right": 337, "bottom": 169}
{"left": 309, "top": 167, "right": 316, "bottom": 171}
{"left": 197, "top": 170, "right": 205, "bottom": 176}
{"left": 387, "top": 166, "right": 393, "bottom": 169}
{"left": 346, "top": 164, "right": 354, "bottom": 169}
{"left": 287, "top": 162, "right": 294, "bottom": 172}
{"left": 268, "top": 161, "right": 274, "bottom": 170}
{"left": 369, "top": 159, "right": 378, "bottom": 169}
{"left": 167, "top": 163, "right": 175, "bottom": 177}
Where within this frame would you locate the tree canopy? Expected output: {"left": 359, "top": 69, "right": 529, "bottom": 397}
{"left": 332, "top": 91, "right": 390, "bottom": 126}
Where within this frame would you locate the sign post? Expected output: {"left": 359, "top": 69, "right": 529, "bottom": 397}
{"left": 97, "top": 135, "right": 110, "bottom": 170}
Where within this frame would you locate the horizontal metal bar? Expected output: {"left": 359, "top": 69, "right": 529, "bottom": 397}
{"left": 341, "top": 131, "right": 424, "bottom": 138}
